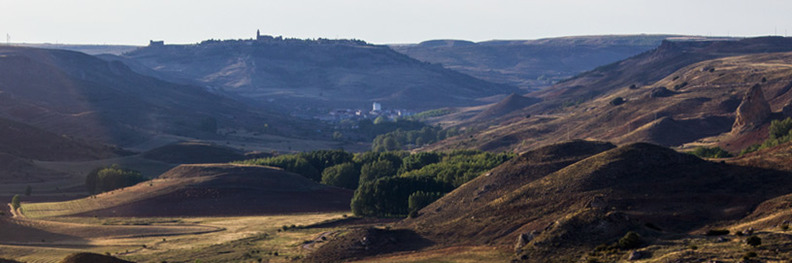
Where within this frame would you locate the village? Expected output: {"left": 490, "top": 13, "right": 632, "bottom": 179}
{"left": 316, "top": 102, "right": 415, "bottom": 123}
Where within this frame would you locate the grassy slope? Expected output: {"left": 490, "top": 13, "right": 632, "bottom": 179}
{"left": 310, "top": 142, "right": 792, "bottom": 262}
{"left": 428, "top": 39, "right": 792, "bottom": 153}
{"left": 20, "top": 164, "right": 352, "bottom": 218}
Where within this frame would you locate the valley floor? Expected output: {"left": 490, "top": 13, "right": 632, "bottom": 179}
{"left": 0, "top": 212, "right": 351, "bottom": 263}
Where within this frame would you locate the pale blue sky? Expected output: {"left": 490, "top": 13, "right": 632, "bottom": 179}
{"left": 1, "top": 0, "right": 790, "bottom": 45}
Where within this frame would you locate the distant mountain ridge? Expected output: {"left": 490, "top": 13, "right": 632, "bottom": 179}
{"left": 113, "top": 37, "right": 519, "bottom": 111}
{"left": 426, "top": 37, "right": 792, "bottom": 152}
{"left": 0, "top": 46, "right": 279, "bottom": 147}
{"left": 391, "top": 35, "right": 686, "bottom": 91}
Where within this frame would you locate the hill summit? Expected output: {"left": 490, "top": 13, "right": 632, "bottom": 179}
{"left": 116, "top": 37, "right": 518, "bottom": 111}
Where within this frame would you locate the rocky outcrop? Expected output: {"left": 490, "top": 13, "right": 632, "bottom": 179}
{"left": 783, "top": 100, "right": 792, "bottom": 117}
{"left": 732, "top": 84, "right": 771, "bottom": 133}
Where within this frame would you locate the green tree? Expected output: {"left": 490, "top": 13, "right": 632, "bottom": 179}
{"left": 373, "top": 116, "right": 387, "bottom": 125}
{"left": 332, "top": 131, "right": 343, "bottom": 141}
{"left": 351, "top": 176, "right": 452, "bottom": 217}
{"left": 11, "top": 194, "right": 20, "bottom": 210}
{"left": 359, "top": 160, "right": 397, "bottom": 183}
{"left": 86, "top": 165, "right": 146, "bottom": 194}
{"left": 244, "top": 155, "right": 321, "bottom": 182}
{"left": 400, "top": 152, "right": 441, "bottom": 174}
{"left": 300, "top": 150, "right": 353, "bottom": 173}
{"left": 769, "top": 117, "right": 792, "bottom": 140}
{"left": 408, "top": 191, "right": 444, "bottom": 214}
{"left": 689, "top": 146, "right": 732, "bottom": 158}
{"left": 321, "top": 162, "right": 360, "bottom": 190}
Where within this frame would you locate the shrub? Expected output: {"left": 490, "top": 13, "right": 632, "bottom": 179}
{"left": 610, "top": 97, "right": 625, "bottom": 106}
{"left": 618, "top": 231, "right": 642, "bottom": 249}
{"left": 746, "top": 236, "right": 761, "bottom": 247}
{"left": 689, "top": 147, "right": 732, "bottom": 158}
{"left": 769, "top": 117, "right": 792, "bottom": 140}
{"left": 10, "top": 194, "right": 20, "bottom": 209}
{"left": 739, "top": 117, "right": 792, "bottom": 155}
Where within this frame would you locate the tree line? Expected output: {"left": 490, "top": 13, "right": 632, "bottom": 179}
{"left": 238, "top": 149, "right": 513, "bottom": 217}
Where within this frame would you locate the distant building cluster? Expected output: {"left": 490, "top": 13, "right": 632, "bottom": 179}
{"left": 317, "top": 102, "right": 414, "bottom": 122}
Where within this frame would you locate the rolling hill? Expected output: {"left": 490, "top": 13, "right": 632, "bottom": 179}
{"left": 427, "top": 37, "right": 792, "bottom": 153}
{"left": 0, "top": 46, "right": 282, "bottom": 147}
{"left": 391, "top": 35, "right": 680, "bottom": 91}
{"left": 19, "top": 164, "right": 352, "bottom": 217}
{"left": 0, "top": 116, "right": 127, "bottom": 183}
{"left": 309, "top": 141, "right": 792, "bottom": 262}
{"left": 112, "top": 37, "right": 518, "bottom": 111}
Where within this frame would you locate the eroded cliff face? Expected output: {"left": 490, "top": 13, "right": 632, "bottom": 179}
{"left": 733, "top": 84, "right": 771, "bottom": 133}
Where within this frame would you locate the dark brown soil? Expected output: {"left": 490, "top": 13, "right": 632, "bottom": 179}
{"left": 59, "top": 252, "right": 133, "bottom": 263}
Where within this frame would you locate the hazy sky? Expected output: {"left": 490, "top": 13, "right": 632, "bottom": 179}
{"left": 2, "top": 0, "right": 791, "bottom": 45}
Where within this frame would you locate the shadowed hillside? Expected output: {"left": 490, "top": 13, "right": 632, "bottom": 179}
{"left": 0, "top": 116, "right": 126, "bottom": 183}
{"left": 309, "top": 142, "right": 792, "bottom": 262}
{"left": 20, "top": 164, "right": 352, "bottom": 217}
{"left": 141, "top": 141, "right": 245, "bottom": 164}
{"left": 115, "top": 38, "right": 518, "bottom": 111}
{"left": 0, "top": 46, "right": 282, "bottom": 147}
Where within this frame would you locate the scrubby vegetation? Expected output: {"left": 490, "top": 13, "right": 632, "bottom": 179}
{"left": 371, "top": 126, "right": 460, "bottom": 151}
{"left": 618, "top": 231, "right": 643, "bottom": 249}
{"left": 741, "top": 117, "right": 792, "bottom": 155}
{"left": 746, "top": 236, "right": 761, "bottom": 247}
{"left": 610, "top": 97, "right": 625, "bottom": 106}
{"left": 85, "top": 165, "right": 147, "bottom": 194}
{"left": 410, "top": 108, "right": 454, "bottom": 120}
{"left": 689, "top": 146, "right": 732, "bottom": 158}
{"left": 236, "top": 149, "right": 512, "bottom": 218}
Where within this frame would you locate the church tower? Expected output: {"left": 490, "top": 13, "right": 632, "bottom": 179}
{"left": 256, "top": 29, "right": 260, "bottom": 39}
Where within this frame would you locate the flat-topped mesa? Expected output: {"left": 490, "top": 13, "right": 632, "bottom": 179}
{"left": 732, "top": 84, "right": 771, "bottom": 133}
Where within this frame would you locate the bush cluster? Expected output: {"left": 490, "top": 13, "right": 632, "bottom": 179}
{"left": 237, "top": 148, "right": 512, "bottom": 218}
{"left": 371, "top": 126, "right": 459, "bottom": 152}
{"left": 85, "top": 165, "right": 146, "bottom": 194}
{"left": 741, "top": 117, "right": 792, "bottom": 155}
{"left": 689, "top": 147, "right": 732, "bottom": 158}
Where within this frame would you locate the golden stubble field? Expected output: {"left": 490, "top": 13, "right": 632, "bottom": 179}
{"left": 0, "top": 212, "right": 350, "bottom": 263}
